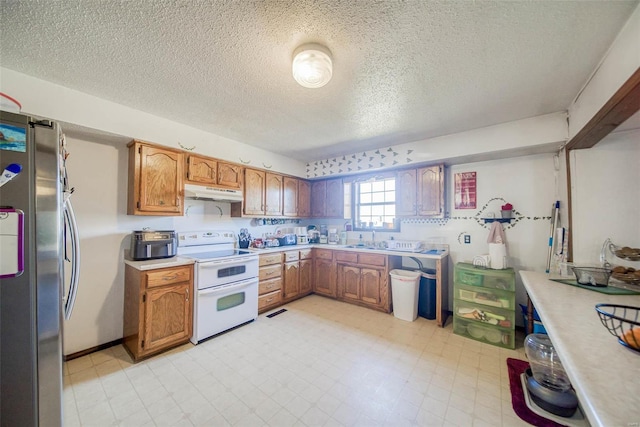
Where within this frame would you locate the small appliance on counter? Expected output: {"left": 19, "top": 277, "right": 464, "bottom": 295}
{"left": 328, "top": 228, "right": 339, "bottom": 245}
{"left": 308, "top": 225, "right": 320, "bottom": 243}
{"left": 277, "top": 234, "right": 297, "bottom": 246}
{"left": 129, "top": 230, "right": 177, "bottom": 260}
{"left": 295, "top": 226, "right": 309, "bottom": 245}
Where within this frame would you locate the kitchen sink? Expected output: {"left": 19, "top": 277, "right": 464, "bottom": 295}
{"left": 344, "top": 244, "right": 379, "bottom": 250}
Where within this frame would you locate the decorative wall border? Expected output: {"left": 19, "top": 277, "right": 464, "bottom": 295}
{"left": 306, "top": 147, "right": 415, "bottom": 178}
{"left": 401, "top": 197, "right": 551, "bottom": 229}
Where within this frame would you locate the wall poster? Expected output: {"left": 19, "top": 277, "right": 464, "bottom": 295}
{"left": 454, "top": 171, "right": 476, "bottom": 209}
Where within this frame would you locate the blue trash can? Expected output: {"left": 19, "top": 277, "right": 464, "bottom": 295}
{"left": 519, "top": 304, "right": 547, "bottom": 335}
{"left": 418, "top": 269, "right": 437, "bottom": 320}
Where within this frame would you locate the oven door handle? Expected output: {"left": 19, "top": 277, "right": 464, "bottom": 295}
{"left": 198, "top": 277, "right": 258, "bottom": 296}
{"left": 199, "top": 257, "right": 257, "bottom": 267}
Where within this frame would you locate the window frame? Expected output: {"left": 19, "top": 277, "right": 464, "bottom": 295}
{"left": 346, "top": 172, "right": 400, "bottom": 233}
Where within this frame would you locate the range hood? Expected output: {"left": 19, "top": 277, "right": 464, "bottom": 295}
{"left": 184, "top": 184, "right": 243, "bottom": 202}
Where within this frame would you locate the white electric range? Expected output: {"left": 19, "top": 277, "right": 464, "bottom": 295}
{"left": 177, "top": 230, "right": 259, "bottom": 344}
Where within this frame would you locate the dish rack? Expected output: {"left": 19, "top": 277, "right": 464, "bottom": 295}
{"left": 385, "top": 240, "right": 423, "bottom": 252}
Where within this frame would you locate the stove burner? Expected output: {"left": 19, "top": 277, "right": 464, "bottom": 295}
{"left": 182, "top": 249, "right": 252, "bottom": 261}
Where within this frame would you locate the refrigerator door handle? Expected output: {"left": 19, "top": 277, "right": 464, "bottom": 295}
{"left": 63, "top": 196, "right": 80, "bottom": 320}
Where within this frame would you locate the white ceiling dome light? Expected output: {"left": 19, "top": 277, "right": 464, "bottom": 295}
{"left": 292, "top": 43, "right": 333, "bottom": 89}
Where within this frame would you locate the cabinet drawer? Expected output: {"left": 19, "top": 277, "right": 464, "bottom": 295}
{"left": 260, "top": 253, "right": 283, "bottom": 266}
{"left": 259, "top": 277, "right": 282, "bottom": 295}
{"left": 299, "top": 249, "right": 313, "bottom": 260}
{"left": 453, "top": 317, "right": 515, "bottom": 349}
{"left": 314, "top": 249, "right": 333, "bottom": 260}
{"left": 454, "top": 263, "right": 515, "bottom": 291}
{"left": 455, "top": 283, "right": 515, "bottom": 311}
{"left": 284, "top": 251, "right": 300, "bottom": 262}
{"left": 258, "top": 290, "right": 282, "bottom": 310}
{"left": 453, "top": 299, "right": 514, "bottom": 329}
{"left": 145, "top": 266, "right": 192, "bottom": 288}
{"left": 259, "top": 264, "right": 282, "bottom": 281}
{"left": 335, "top": 251, "right": 357, "bottom": 263}
{"left": 358, "top": 253, "right": 386, "bottom": 267}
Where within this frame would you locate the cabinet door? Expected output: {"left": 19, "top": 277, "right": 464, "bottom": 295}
{"left": 297, "top": 180, "right": 311, "bottom": 218}
{"left": 299, "top": 259, "right": 313, "bottom": 294}
{"left": 283, "top": 177, "right": 298, "bottom": 217}
{"left": 361, "top": 268, "right": 382, "bottom": 305}
{"left": 218, "top": 162, "right": 242, "bottom": 189}
{"left": 136, "top": 144, "right": 183, "bottom": 214}
{"left": 265, "top": 173, "right": 283, "bottom": 216}
{"left": 313, "top": 258, "right": 335, "bottom": 297}
{"left": 396, "top": 169, "right": 417, "bottom": 216}
{"left": 283, "top": 261, "right": 300, "bottom": 300}
{"left": 338, "top": 265, "right": 361, "bottom": 301}
{"left": 186, "top": 155, "right": 217, "bottom": 185}
{"left": 417, "top": 165, "right": 444, "bottom": 217}
{"left": 244, "top": 168, "right": 266, "bottom": 215}
{"left": 310, "top": 180, "right": 326, "bottom": 217}
{"left": 325, "top": 178, "right": 344, "bottom": 218}
{"left": 143, "top": 283, "right": 191, "bottom": 354}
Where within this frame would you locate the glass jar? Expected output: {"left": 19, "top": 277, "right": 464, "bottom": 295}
{"left": 524, "top": 334, "right": 572, "bottom": 392}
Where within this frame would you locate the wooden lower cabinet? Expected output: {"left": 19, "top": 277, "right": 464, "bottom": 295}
{"left": 338, "top": 265, "right": 361, "bottom": 301}
{"left": 283, "top": 261, "right": 300, "bottom": 302}
{"left": 258, "top": 253, "right": 283, "bottom": 313}
{"left": 360, "top": 268, "right": 382, "bottom": 305}
{"left": 299, "top": 259, "right": 313, "bottom": 294}
{"left": 335, "top": 251, "right": 394, "bottom": 312}
{"left": 313, "top": 249, "right": 336, "bottom": 297}
{"left": 123, "top": 264, "right": 193, "bottom": 361}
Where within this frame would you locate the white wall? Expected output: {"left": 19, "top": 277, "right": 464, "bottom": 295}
{"left": 568, "top": 4, "right": 640, "bottom": 138}
{"left": 400, "top": 154, "right": 559, "bottom": 320}
{"left": 62, "top": 135, "right": 288, "bottom": 355}
{"left": 0, "top": 67, "right": 307, "bottom": 177}
{"left": 571, "top": 129, "right": 640, "bottom": 265}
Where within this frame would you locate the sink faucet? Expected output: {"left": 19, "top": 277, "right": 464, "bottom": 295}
{"left": 371, "top": 230, "right": 375, "bottom": 246}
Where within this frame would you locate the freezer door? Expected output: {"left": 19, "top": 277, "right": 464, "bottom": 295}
{"left": 0, "top": 111, "right": 63, "bottom": 427}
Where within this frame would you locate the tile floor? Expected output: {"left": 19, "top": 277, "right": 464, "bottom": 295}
{"left": 63, "top": 295, "right": 532, "bottom": 426}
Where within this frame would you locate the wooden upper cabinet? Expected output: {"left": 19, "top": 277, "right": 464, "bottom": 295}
{"left": 311, "top": 180, "right": 326, "bottom": 217}
{"left": 396, "top": 168, "right": 418, "bottom": 216}
{"left": 283, "top": 177, "right": 298, "bottom": 217}
{"left": 417, "top": 165, "right": 444, "bottom": 217}
{"left": 185, "top": 155, "right": 242, "bottom": 189}
{"left": 265, "top": 172, "right": 283, "bottom": 216}
{"left": 218, "top": 161, "right": 242, "bottom": 189}
{"left": 311, "top": 178, "right": 343, "bottom": 218}
{"left": 325, "top": 178, "right": 344, "bottom": 218}
{"left": 128, "top": 140, "right": 184, "bottom": 216}
{"left": 396, "top": 164, "right": 444, "bottom": 218}
{"left": 244, "top": 168, "right": 266, "bottom": 215}
{"left": 297, "top": 180, "right": 311, "bottom": 218}
{"left": 186, "top": 154, "right": 217, "bottom": 185}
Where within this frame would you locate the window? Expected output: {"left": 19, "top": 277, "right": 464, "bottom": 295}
{"left": 352, "top": 176, "right": 397, "bottom": 230}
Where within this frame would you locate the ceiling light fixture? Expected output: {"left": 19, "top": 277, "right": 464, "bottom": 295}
{"left": 292, "top": 43, "right": 333, "bottom": 89}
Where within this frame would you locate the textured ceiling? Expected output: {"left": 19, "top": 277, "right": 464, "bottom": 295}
{"left": 1, "top": 1, "right": 637, "bottom": 162}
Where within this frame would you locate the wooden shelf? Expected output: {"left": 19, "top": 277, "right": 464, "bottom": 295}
{"left": 482, "top": 218, "right": 512, "bottom": 223}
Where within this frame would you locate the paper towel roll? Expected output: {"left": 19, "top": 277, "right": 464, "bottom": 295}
{"left": 489, "top": 243, "right": 507, "bottom": 269}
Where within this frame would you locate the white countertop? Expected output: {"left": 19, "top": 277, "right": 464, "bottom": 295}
{"left": 124, "top": 256, "right": 195, "bottom": 271}
{"left": 248, "top": 244, "right": 449, "bottom": 260}
{"left": 520, "top": 271, "right": 640, "bottom": 427}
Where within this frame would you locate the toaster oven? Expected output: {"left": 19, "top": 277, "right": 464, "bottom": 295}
{"left": 129, "top": 230, "right": 177, "bottom": 260}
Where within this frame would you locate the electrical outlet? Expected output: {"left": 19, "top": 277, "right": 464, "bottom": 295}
{"left": 464, "top": 235, "right": 471, "bottom": 244}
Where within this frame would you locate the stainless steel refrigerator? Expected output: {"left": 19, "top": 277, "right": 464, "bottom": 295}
{"left": 0, "top": 110, "right": 80, "bottom": 426}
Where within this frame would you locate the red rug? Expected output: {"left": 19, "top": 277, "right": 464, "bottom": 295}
{"left": 506, "top": 358, "right": 567, "bottom": 427}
